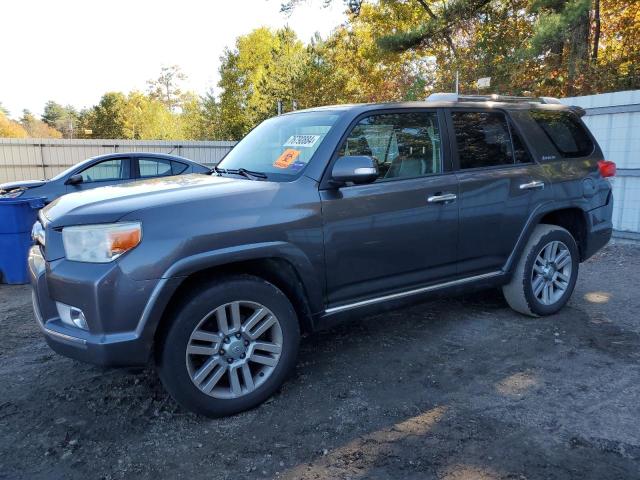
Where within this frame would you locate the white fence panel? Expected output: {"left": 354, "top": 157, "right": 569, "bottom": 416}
{"left": 0, "top": 139, "right": 236, "bottom": 183}
{"left": 562, "top": 90, "right": 640, "bottom": 238}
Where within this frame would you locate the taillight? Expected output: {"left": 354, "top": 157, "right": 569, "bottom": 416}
{"left": 598, "top": 160, "right": 616, "bottom": 178}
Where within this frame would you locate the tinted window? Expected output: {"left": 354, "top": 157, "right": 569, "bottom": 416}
{"left": 338, "top": 112, "right": 442, "bottom": 181}
{"left": 79, "top": 159, "right": 129, "bottom": 182}
{"left": 452, "top": 111, "right": 514, "bottom": 169}
{"left": 139, "top": 158, "right": 173, "bottom": 178}
{"left": 530, "top": 110, "right": 593, "bottom": 158}
{"left": 171, "top": 161, "right": 188, "bottom": 175}
{"left": 512, "top": 127, "right": 533, "bottom": 164}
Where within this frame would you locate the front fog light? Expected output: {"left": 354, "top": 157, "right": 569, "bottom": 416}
{"left": 56, "top": 302, "right": 88, "bottom": 330}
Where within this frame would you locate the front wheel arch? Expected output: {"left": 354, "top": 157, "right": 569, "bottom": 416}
{"left": 155, "top": 274, "right": 301, "bottom": 417}
{"left": 153, "top": 257, "right": 315, "bottom": 352}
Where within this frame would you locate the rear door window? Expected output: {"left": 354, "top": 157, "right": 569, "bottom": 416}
{"left": 139, "top": 158, "right": 173, "bottom": 178}
{"left": 529, "top": 110, "right": 594, "bottom": 158}
{"left": 451, "top": 111, "right": 515, "bottom": 169}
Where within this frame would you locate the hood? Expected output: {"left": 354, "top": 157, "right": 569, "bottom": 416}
{"left": 42, "top": 174, "right": 277, "bottom": 227}
{"left": 0, "top": 179, "right": 47, "bottom": 191}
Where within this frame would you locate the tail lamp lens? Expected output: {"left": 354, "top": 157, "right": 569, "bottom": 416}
{"left": 598, "top": 160, "right": 616, "bottom": 178}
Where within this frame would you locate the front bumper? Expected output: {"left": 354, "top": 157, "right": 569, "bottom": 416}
{"left": 29, "top": 245, "right": 167, "bottom": 367}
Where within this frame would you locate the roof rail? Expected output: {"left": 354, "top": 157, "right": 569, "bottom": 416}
{"left": 426, "top": 92, "right": 562, "bottom": 104}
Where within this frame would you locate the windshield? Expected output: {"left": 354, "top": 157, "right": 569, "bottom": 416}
{"left": 218, "top": 111, "right": 340, "bottom": 181}
{"left": 50, "top": 158, "right": 94, "bottom": 181}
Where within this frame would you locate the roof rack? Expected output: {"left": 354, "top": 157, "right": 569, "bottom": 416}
{"left": 426, "top": 92, "right": 562, "bottom": 104}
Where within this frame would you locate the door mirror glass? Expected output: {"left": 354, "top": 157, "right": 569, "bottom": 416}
{"left": 331, "top": 156, "right": 378, "bottom": 185}
{"left": 65, "top": 174, "right": 83, "bottom": 185}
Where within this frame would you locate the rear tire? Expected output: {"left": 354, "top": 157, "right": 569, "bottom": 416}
{"left": 156, "top": 275, "right": 300, "bottom": 417}
{"left": 502, "top": 224, "right": 579, "bottom": 317}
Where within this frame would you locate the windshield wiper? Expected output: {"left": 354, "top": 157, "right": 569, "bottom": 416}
{"left": 212, "top": 166, "right": 268, "bottom": 180}
{"left": 236, "top": 168, "right": 268, "bottom": 180}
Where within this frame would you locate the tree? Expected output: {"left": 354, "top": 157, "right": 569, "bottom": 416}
{"left": 122, "top": 91, "right": 182, "bottom": 140}
{"left": 84, "top": 91, "right": 188, "bottom": 140}
{"left": 20, "top": 110, "right": 63, "bottom": 138}
{"left": 199, "top": 91, "right": 223, "bottom": 139}
{"left": 179, "top": 91, "right": 222, "bottom": 140}
{"left": 0, "top": 111, "right": 28, "bottom": 138}
{"left": 529, "top": 0, "right": 594, "bottom": 95}
{"left": 594, "top": 0, "right": 640, "bottom": 92}
{"left": 147, "top": 65, "right": 188, "bottom": 111}
{"left": 42, "top": 101, "right": 80, "bottom": 138}
{"left": 281, "top": 0, "right": 364, "bottom": 15}
{"left": 41, "top": 101, "right": 66, "bottom": 127}
{"left": 88, "top": 92, "right": 128, "bottom": 138}
{"left": 0, "top": 101, "right": 9, "bottom": 117}
{"left": 73, "top": 108, "right": 96, "bottom": 139}
{"left": 217, "top": 27, "right": 310, "bottom": 139}
{"left": 283, "top": 0, "right": 639, "bottom": 97}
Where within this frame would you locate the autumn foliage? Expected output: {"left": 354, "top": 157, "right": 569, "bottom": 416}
{"left": 1, "top": 0, "right": 637, "bottom": 140}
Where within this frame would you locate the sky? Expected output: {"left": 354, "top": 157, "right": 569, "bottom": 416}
{"left": 0, "top": 0, "right": 346, "bottom": 118}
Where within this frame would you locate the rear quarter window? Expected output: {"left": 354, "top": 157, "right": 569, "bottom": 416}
{"left": 529, "top": 110, "right": 594, "bottom": 158}
{"left": 171, "top": 161, "right": 189, "bottom": 174}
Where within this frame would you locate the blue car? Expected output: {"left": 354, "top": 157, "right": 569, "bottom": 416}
{"left": 0, "top": 152, "right": 211, "bottom": 203}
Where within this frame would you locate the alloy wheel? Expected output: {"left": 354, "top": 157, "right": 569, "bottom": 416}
{"left": 185, "top": 301, "right": 283, "bottom": 399}
{"left": 531, "top": 240, "right": 572, "bottom": 306}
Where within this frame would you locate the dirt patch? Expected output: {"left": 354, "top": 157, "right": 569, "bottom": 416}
{"left": 1, "top": 244, "right": 639, "bottom": 479}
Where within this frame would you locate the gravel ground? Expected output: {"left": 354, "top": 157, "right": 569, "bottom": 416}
{"left": 1, "top": 243, "right": 639, "bottom": 480}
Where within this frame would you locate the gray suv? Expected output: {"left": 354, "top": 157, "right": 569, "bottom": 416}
{"left": 29, "top": 94, "right": 614, "bottom": 417}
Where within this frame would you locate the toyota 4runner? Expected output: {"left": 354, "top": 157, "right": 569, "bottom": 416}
{"left": 29, "top": 94, "right": 614, "bottom": 417}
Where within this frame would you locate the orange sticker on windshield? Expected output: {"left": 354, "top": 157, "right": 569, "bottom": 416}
{"left": 273, "top": 149, "right": 300, "bottom": 169}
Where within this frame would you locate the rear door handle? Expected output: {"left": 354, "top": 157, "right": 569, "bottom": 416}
{"left": 519, "top": 180, "right": 545, "bottom": 190}
{"left": 427, "top": 193, "right": 457, "bottom": 204}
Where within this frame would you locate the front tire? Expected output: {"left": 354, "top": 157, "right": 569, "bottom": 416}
{"left": 156, "top": 275, "right": 300, "bottom": 417}
{"left": 502, "top": 224, "right": 579, "bottom": 317}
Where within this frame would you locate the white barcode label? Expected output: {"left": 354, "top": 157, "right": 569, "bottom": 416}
{"left": 283, "top": 135, "right": 320, "bottom": 148}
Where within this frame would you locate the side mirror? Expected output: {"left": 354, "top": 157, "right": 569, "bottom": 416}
{"left": 330, "top": 156, "right": 378, "bottom": 185}
{"left": 66, "top": 174, "right": 83, "bottom": 186}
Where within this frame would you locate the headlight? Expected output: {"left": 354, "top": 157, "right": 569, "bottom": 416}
{"left": 32, "top": 221, "right": 46, "bottom": 246}
{"left": 0, "top": 189, "right": 24, "bottom": 198}
{"left": 62, "top": 222, "right": 142, "bottom": 263}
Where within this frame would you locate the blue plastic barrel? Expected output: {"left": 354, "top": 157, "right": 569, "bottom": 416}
{"left": 0, "top": 197, "right": 46, "bottom": 284}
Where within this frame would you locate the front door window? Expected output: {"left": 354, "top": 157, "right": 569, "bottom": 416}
{"left": 338, "top": 112, "right": 442, "bottom": 181}
{"left": 78, "top": 159, "right": 129, "bottom": 183}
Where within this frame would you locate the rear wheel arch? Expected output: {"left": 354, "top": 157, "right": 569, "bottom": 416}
{"left": 538, "top": 208, "right": 588, "bottom": 260}
{"left": 506, "top": 206, "right": 588, "bottom": 277}
{"left": 503, "top": 223, "right": 579, "bottom": 316}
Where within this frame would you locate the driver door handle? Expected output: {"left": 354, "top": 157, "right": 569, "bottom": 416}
{"left": 427, "top": 193, "right": 457, "bottom": 204}
{"left": 519, "top": 180, "right": 545, "bottom": 190}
